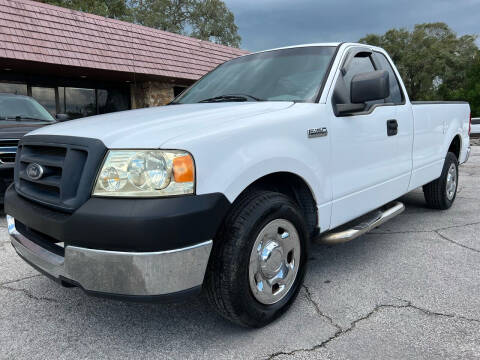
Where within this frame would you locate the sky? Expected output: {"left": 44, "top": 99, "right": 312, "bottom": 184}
{"left": 223, "top": 0, "right": 480, "bottom": 52}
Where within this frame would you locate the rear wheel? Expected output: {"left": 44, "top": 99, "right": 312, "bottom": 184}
{"left": 205, "top": 191, "right": 308, "bottom": 327}
{"left": 423, "top": 152, "right": 458, "bottom": 210}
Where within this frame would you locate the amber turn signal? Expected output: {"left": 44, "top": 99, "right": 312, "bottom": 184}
{"left": 173, "top": 155, "right": 195, "bottom": 183}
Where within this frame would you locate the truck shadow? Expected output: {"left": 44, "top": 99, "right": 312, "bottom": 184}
{"left": 3, "top": 188, "right": 446, "bottom": 352}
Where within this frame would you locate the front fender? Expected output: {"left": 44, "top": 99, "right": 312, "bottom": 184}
{"left": 197, "top": 135, "right": 325, "bottom": 202}
{"left": 192, "top": 134, "right": 331, "bottom": 231}
{"left": 164, "top": 102, "right": 332, "bottom": 231}
{"left": 223, "top": 157, "right": 319, "bottom": 203}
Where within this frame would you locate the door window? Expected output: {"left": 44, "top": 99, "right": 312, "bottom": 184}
{"left": 332, "top": 52, "right": 387, "bottom": 113}
{"left": 373, "top": 53, "right": 404, "bottom": 104}
{"left": 343, "top": 56, "right": 376, "bottom": 96}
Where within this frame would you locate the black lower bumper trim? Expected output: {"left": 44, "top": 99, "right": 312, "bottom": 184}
{"left": 5, "top": 185, "right": 231, "bottom": 252}
{"left": 77, "top": 284, "right": 202, "bottom": 304}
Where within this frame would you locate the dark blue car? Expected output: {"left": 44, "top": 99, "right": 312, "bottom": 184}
{"left": 0, "top": 94, "right": 57, "bottom": 203}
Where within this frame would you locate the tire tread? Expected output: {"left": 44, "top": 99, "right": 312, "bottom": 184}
{"left": 205, "top": 190, "right": 306, "bottom": 327}
{"left": 423, "top": 152, "right": 458, "bottom": 210}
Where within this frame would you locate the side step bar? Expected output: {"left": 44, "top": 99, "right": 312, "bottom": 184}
{"left": 317, "top": 201, "right": 405, "bottom": 244}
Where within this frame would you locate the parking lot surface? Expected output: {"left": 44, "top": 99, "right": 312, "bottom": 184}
{"left": 1, "top": 147, "right": 479, "bottom": 360}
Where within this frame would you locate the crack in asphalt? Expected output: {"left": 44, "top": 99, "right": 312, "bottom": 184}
{"left": 0, "top": 274, "right": 41, "bottom": 286}
{"left": 434, "top": 230, "right": 480, "bottom": 253}
{"left": 401, "top": 220, "right": 480, "bottom": 232}
{"left": 371, "top": 220, "right": 480, "bottom": 236}
{"left": 0, "top": 284, "right": 59, "bottom": 303}
{"left": 368, "top": 221, "right": 480, "bottom": 254}
{"left": 265, "top": 300, "right": 480, "bottom": 359}
{"left": 302, "top": 285, "right": 342, "bottom": 332}
{"left": 402, "top": 300, "right": 480, "bottom": 324}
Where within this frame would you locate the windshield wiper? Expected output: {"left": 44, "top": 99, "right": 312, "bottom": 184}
{"left": 4, "top": 116, "right": 53, "bottom": 122}
{"left": 198, "top": 93, "right": 265, "bottom": 103}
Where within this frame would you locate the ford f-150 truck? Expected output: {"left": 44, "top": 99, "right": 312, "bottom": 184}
{"left": 5, "top": 43, "right": 471, "bottom": 327}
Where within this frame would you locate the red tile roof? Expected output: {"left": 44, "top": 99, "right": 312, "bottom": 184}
{"left": 0, "top": 0, "right": 249, "bottom": 80}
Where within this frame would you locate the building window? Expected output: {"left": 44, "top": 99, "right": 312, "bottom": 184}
{"left": 98, "top": 88, "right": 130, "bottom": 114}
{"left": 174, "top": 86, "right": 187, "bottom": 97}
{"left": 0, "top": 82, "right": 27, "bottom": 95}
{"left": 31, "top": 87, "right": 57, "bottom": 116}
{"left": 1, "top": 81, "right": 131, "bottom": 120}
{"left": 63, "top": 87, "right": 96, "bottom": 120}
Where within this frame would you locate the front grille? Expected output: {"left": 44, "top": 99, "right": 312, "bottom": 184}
{"left": 0, "top": 139, "right": 20, "bottom": 147}
{"left": 14, "top": 135, "right": 106, "bottom": 212}
{"left": 0, "top": 139, "right": 19, "bottom": 164}
{"left": 0, "top": 153, "right": 16, "bottom": 163}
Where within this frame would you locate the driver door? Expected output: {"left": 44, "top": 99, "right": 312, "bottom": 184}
{"left": 329, "top": 49, "right": 412, "bottom": 228}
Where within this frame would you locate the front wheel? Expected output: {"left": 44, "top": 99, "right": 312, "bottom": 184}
{"left": 423, "top": 152, "right": 459, "bottom": 210}
{"left": 205, "top": 191, "right": 308, "bottom": 327}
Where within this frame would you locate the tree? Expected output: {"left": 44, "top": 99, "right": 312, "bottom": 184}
{"left": 464, "top": 54, "right": 480, "bottom": 116}
{"left": 360, "top": 23, "right": 478, "bottom": 101}
{"left": 442, "top": 51, "right": 480, "bottom": 116}
{"left": 35, "top": 0, "right": 131, "bottom": 20}
{"left": 131, "top": 0, "right": 190, "bottom": 34}
{"left": 131, "top": 0, "right": 241, "bottom": 47}
{"left": 35, "top": 0, "right": 242, "bottom": 48}
{"left": 189, "top": 0, "right": 241, "bottom": 47}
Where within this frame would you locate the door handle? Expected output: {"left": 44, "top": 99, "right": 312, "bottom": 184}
{"left": 387, "top": 119, "right": 398, "bottom": 136}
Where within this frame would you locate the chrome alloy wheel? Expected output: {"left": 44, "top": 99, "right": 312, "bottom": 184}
{"left": 446, "top": 163, "right": 457, "bottom": 201}
{"left": 248, "top": 219, "right": 301, "bottom": 305}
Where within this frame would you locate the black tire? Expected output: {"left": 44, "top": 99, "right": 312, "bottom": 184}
{"left": 423, "top": 152, "right": 459, "bottom": 210}
{"left": 205, "top": 191, "right": 309, "bottom": 328}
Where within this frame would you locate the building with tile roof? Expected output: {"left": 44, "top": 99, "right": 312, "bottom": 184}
{"left": 0, "top": 0, "right": 248, "bottom": 118}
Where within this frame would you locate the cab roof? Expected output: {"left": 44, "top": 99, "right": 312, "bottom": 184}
{"left": 251, "top": 42, "right": 384, "bottom": 55}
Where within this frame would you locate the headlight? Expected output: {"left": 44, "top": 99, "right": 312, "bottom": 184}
{"left": 93, "top": 150, "right": 195, "bottom": 197}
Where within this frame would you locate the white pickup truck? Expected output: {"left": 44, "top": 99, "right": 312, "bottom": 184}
{"left": 5, "top": 42, "right": 471, "bottom": 327}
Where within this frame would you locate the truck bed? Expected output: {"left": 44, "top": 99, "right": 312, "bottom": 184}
{"left": 408, "top": 101, "right": 470, "bottom": 191}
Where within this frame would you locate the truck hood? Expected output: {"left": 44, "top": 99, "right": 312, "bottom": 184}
{"left": 27, "top": 102, "right": 293, "bottom": 148}
{"left": 0, "top": 121, "right": 53, "bottom": 140}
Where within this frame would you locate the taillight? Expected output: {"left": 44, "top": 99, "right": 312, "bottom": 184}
{"left": 469, "top": 112, "right": 472, "bottom": 136}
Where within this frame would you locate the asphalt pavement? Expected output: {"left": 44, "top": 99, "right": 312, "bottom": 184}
{"left": 0, "top": 147, "right": 479, "bottom": 359}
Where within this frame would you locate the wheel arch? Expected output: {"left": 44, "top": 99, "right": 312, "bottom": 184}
{"left": 447, "top": 134, "right": 462, "bottom": 161}
{"left": 231, "top": 171, "right": 319, "bottom": 239}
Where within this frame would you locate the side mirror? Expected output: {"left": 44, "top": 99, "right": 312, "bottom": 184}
{"left": 351, "top": 70, "right": 389, "bottom": 103}
{"left": 56, "top": 113, "right": 70, "bottom": 122}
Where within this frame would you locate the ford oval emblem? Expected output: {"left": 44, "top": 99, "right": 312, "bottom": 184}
{"left": 26, "top": 163, "right": 44, "bottom": 180}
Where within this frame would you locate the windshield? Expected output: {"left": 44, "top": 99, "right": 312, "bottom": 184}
{"left": 0, "top": 95, "right": 55, "bottom": 122}
{"left": 174, "top": 46, "right": 337, "bottom": 104}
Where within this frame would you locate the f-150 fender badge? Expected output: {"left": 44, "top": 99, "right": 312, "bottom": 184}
{"left": 308, "top": 127, "right": 328, "bottom": 138}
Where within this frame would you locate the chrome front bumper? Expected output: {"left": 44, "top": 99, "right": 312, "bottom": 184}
{"left": 7, "top": 215, "right": 212, "bottom": 297}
